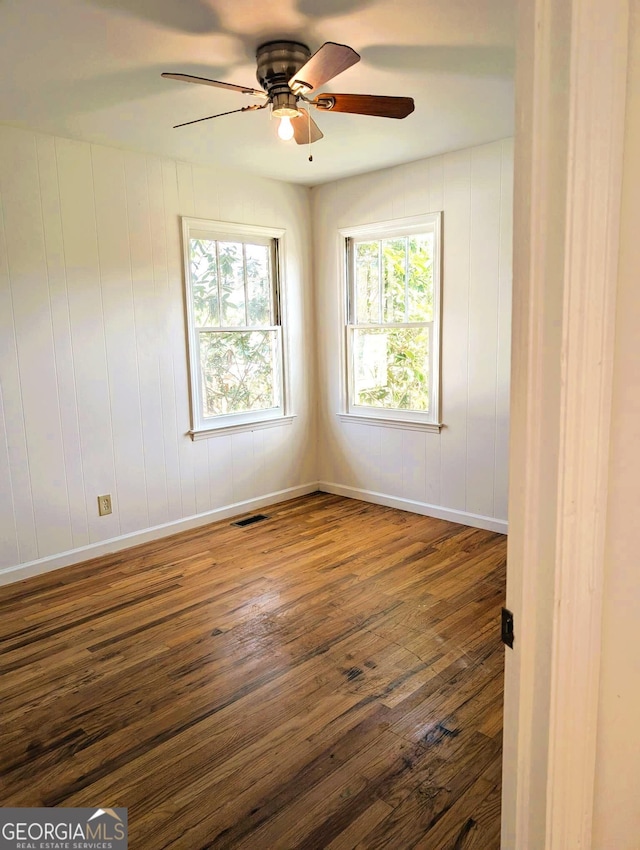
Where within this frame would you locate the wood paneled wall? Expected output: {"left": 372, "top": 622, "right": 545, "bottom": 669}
{"left": 311, "top": 139, "right": 513, "bottom": 531}
{"left": 0, "top": 126, "right": 514, "bottom": 580}
{"left": 0, "top": 126, "right": 316, "bottom": 576}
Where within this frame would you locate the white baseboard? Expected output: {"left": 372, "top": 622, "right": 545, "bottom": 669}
{"left": 0, "top": 483, "right": 319, "bottom": 587}
{"left": 0, "top": 481, "right": 507, "bottom": 587}
{"left": 318, "top": 481, "right": 508, "bottom": 534}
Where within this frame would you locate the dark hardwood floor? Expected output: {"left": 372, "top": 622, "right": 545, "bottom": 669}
{"left": 0, "top": 493, "right": 507, "bottom": 849}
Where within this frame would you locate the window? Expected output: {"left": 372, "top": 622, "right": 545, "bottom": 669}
{"left": 182, "top": 218, "right": 289, "bottom": 436}
{"left": 343, "top": 214, "right": 442, "bottom": 428}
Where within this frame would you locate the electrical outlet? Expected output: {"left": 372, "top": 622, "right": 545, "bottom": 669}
{"left": 98, "top": 494, "right": 112, "bottom": 516}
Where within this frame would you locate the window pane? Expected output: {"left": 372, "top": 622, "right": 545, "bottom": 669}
{"left": 218, "top": 241, "right": 246, "bottom": 326}
{"left": 382, "top": 238, "right": 407, "bottom": 323}
{"left": 199, "top": 330, "right": 280, "bottom": 417}
{"left": 354, "top": 241, "right": 380, "bottom": 323}
{"left": 189, "top": 238, "right": 219, "bottom": 327}
{"left": 407, "top": 233, "right": 434, "bottom": 322}
{"left": 245, "top": 243, "right": 272, "bottom": 326}
{"left": 353, "top": 325, "right": 432, "bottom": 412}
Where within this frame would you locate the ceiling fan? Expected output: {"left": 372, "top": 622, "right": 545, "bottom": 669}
{"left": 161, "top": 40, "right": 415, "bottom": 149}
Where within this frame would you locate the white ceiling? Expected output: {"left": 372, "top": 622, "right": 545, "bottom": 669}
{"left": 0, "top": 0, "right": 515, "bottom": 186}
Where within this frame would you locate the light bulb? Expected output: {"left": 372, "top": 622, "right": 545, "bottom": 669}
{"left": 277, "top": 116, "right": 294, "bottom": 141}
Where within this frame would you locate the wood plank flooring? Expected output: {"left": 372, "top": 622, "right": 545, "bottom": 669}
{"left": 0, "top": 493, "right": 507, "bottom": 849}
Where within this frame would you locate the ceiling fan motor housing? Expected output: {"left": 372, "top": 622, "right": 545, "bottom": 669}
{"left": 256, "top": 41, "right": 310, "bottom": 117}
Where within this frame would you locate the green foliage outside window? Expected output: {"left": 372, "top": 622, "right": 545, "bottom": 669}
{"left": 352, "top": 234, "right": 434, "bottom": 412}
{"left": 198, "top": 330, "right": 277, "bottom": 417}
{"left": 189, "top": 238, "right": 279, "bottom": 417}
{"left": 354, "top": 326, "right": 430, "bottom": 411}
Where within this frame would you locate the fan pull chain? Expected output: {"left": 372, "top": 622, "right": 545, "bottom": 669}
{"left": 307, "top": 108, "right": 313, "bottom": 162}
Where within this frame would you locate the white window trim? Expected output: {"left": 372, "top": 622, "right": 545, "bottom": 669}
{"left": 188, "top": 415, "right": 296, "bottom": 440}
{"left": 339, "top": 213, "right": 443, "bottom": 430}
{"left": 181, "top": 217, "right": 291, "bottom": 440}
{"left": 336, "top": 413, "right": 442, "bottom": 433}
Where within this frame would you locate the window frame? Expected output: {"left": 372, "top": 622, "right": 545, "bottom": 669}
{"left": 341, "top": 213, "right": 443, "bottom": 430}
{"left": 181, "top": 217, "right": 292, "bottom": 439}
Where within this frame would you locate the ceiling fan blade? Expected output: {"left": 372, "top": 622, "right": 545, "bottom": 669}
{"left": 288, "top": 42, "right": 360, "bottom": 94}
{"left": 162, "top": 72, "right": 267, "bottom": 99}
{"left": 315, "top": 93, "right": 415, "bottom": 119}
{"left": 290, "top": 108, "right": 323, "bottom": 144}
{"left": 173, "top": 104, "right": 266, "bottom": 128}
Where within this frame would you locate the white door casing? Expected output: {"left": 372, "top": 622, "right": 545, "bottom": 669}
{"left": 503, "top": 0, "right": 629, "bottom": 847}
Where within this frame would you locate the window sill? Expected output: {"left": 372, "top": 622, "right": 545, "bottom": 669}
{"left": 337, "top": 413, "right": 443, "bottom": 433}
{"left": 189, "top": 415, "right": 296, "bottom": 441}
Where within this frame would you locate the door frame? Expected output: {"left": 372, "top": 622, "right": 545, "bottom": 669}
{"left": 502, "top": 0, "right": 629, "bottom": 846}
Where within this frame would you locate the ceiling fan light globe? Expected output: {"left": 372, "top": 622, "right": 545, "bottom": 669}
{"left": 272, "top": 104, "right": 301, "bottom": 118}
{"left": 277, "top": 116, "right": 295, "bottom": 141}
{"left": 271, "top": 88, "right": 301, "bottom": 119}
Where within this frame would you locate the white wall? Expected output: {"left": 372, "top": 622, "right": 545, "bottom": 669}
{"left": 0, "top": 125, "right": 316, "bottom": 581}
{"left": 311, "top": 139, "right": 513, "bottom": 532}
{"left": 593, "top": 3, "right": 640, "bottom": 846}
{"left": 0, "top": 129, "right": 514, "bottom": 583}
